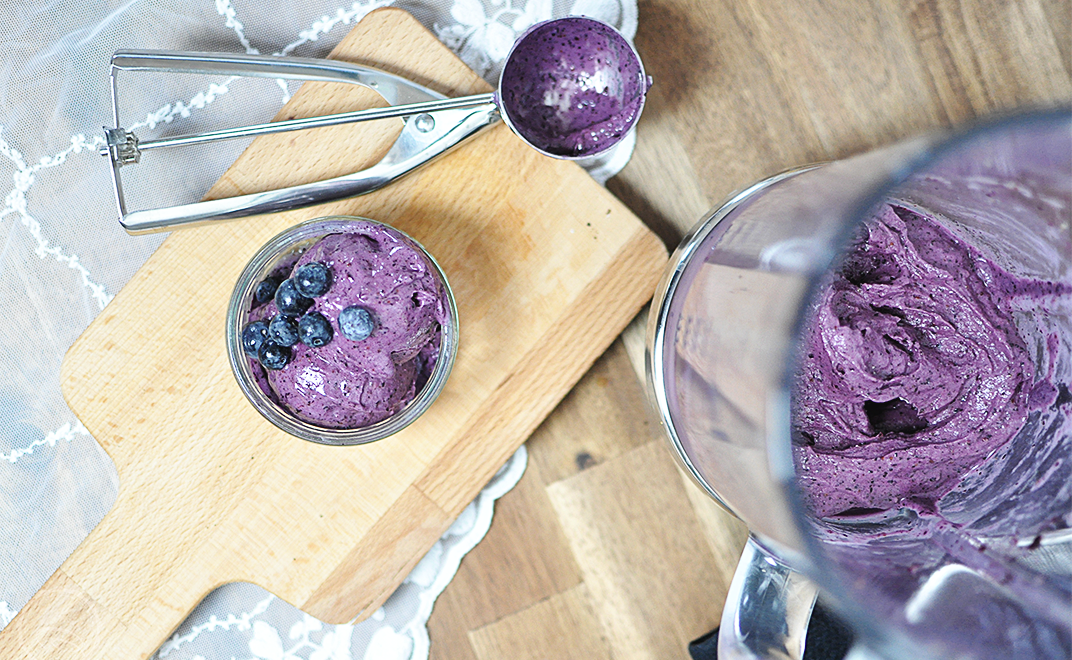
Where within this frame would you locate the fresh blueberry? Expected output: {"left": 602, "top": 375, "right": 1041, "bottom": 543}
{"left": 268, "top": 314, "right": 300, "bottom": 347}
{"left": 299, "top": 311, "right": 333, "bottom": 347}
{"left": 257, "top": 341, "right": 291, "bottom": 370}
{"left": 294, "top": 262, "right": 331, "bottom": 298}
{"left": 338, "top": 306, "right": 376, "bottom": 341}
{"left": 275, "top": 279, "right": 312, "bottom": 315}
{"left": 241, "top": 320, "right": 270, "bottom": 358}
{"left": 254, "top": 275, "right": 283, "bottom": 306}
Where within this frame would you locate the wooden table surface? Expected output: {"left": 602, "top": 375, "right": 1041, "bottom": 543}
{"left": 425, "top": 1, "right": 1072, "bottom": 659}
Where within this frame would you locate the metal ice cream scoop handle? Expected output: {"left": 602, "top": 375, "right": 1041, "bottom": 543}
{"left": 102, "top": 17, "right": 649, "bottom": 234}
{"left": 102, "top": 50, "right": 500, "bottom": 234}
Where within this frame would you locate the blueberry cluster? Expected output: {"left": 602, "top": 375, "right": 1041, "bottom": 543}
{"left": 241, "top": 261, "right": 377, "bottom": 371}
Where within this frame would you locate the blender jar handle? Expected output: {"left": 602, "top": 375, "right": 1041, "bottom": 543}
{"left": 718, "top": 536, "right": 818, "bottom": 660}
{"left": 720, "top": 537, "right": 888, "bottom": 660}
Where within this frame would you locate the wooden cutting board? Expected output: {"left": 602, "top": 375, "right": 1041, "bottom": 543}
{"left": 0, "top": 9, "right": 666, "bottom": 659}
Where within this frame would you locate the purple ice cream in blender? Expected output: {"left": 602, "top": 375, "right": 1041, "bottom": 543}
{"left": 791, "top": 203, "right": 1070, "bottom": 518}
{"left": 498, "top": 16, "right": 649, "bottom": 158}
{"left": 244, "top": 221, "right": 448, "bottom": 429}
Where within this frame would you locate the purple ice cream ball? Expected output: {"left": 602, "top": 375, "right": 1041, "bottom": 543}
{"left": 249, "top": 223, "right": 447, "bottom": 429}
{"left": 499, "top": 16, "right": 648, "bottom": 158}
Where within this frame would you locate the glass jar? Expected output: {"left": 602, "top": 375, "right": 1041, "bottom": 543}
{"left": 226, "top": 215, "right": 458, "bottom": 446}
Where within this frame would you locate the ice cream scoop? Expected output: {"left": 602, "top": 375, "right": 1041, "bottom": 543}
{"left": 283, "top": 16, "right": 650, "bottom": 158}
{"left": 110, "top": 17, "right": 648, "bottom": 161}
{"left": 496, "top": 16, "right": 651, "bottom": 158}
{"left": 189, "top": 16, "right": 650, "bottom": 159}
{"left": 105, "top": 16, "right": 650, "bottom": 232}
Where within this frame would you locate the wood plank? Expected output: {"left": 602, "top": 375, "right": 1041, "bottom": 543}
{"left": 545, "top": 441, "right": 725, "bottom": 660}
{"left": 468, "top": 585, "right": 613, "bottom": 660}
{"left": 902, "top": 0, "right": 1071, "bottom": 116}
{"left": 527, "top": 339, "right": 657, "bottom": 485}
{"left": 621, "top": 0, "right": 1072, "bottom": 245}
{"left": 433, "top": 457, "right": 581, "bottom": 628}
{"left": 427, "top": 458, "right": 582, "bottom": 660}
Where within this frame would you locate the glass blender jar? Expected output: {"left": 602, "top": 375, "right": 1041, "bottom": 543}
{"left": 647, "top": 110, "right": 1071, "bottom": 659}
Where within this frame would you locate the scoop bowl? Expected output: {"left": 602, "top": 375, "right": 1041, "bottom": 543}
{"left": 497, "top": 16, "right": 651, "bottom": 159}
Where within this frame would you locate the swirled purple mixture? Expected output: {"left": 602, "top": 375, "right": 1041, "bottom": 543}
{"left": 792, "top": 204, "right": 1067, "bottom": 518}
{"left": 250, "top": 224, "right": 447, "bottom": 429}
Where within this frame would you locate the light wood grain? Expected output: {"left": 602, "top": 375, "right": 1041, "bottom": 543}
{"left": 430, "top": 339, "right": 744, "bottom": 660}
{"left": 468, "top": 585, "right": 613, "bottom": 660}
{"left": 441, "top": 457, "right": 582, "bottom": 626}
{"left": 428, "top": 1, "right": 1070, "bottom": 658}
{"left": 545, "top": 441, "right": 725, "bottom": 660}
{"left": 527, "top": 339, "right": 654, "bottom": 483}
{"left": 425, "top": 457, "right": 582, "bottom": 660}
{"left": 0, "top": 8, "right": 667, "bottom": 659}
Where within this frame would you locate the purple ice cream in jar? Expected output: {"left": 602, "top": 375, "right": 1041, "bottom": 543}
{"left": 227, "top": 216, "right": 458, "bottom": 445}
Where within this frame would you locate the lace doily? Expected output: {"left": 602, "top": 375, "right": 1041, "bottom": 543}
{"left": 0, "top": 1, "right": 637, "bottom": 658}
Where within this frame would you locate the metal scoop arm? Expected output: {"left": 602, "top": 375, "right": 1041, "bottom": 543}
{"left": 103, "top": 50, "right": 500, "bottom": 234}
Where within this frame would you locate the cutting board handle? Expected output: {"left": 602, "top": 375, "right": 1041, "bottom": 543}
{"left": 0, "top": 480, "right": 230, "bottom": 660}
{"left": 0, "top": 493, "right": 219, "bottom": 658}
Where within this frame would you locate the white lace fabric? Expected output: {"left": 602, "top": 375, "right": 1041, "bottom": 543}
{"left": 0, "top": 1, "right": 636, "bottom": 659}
